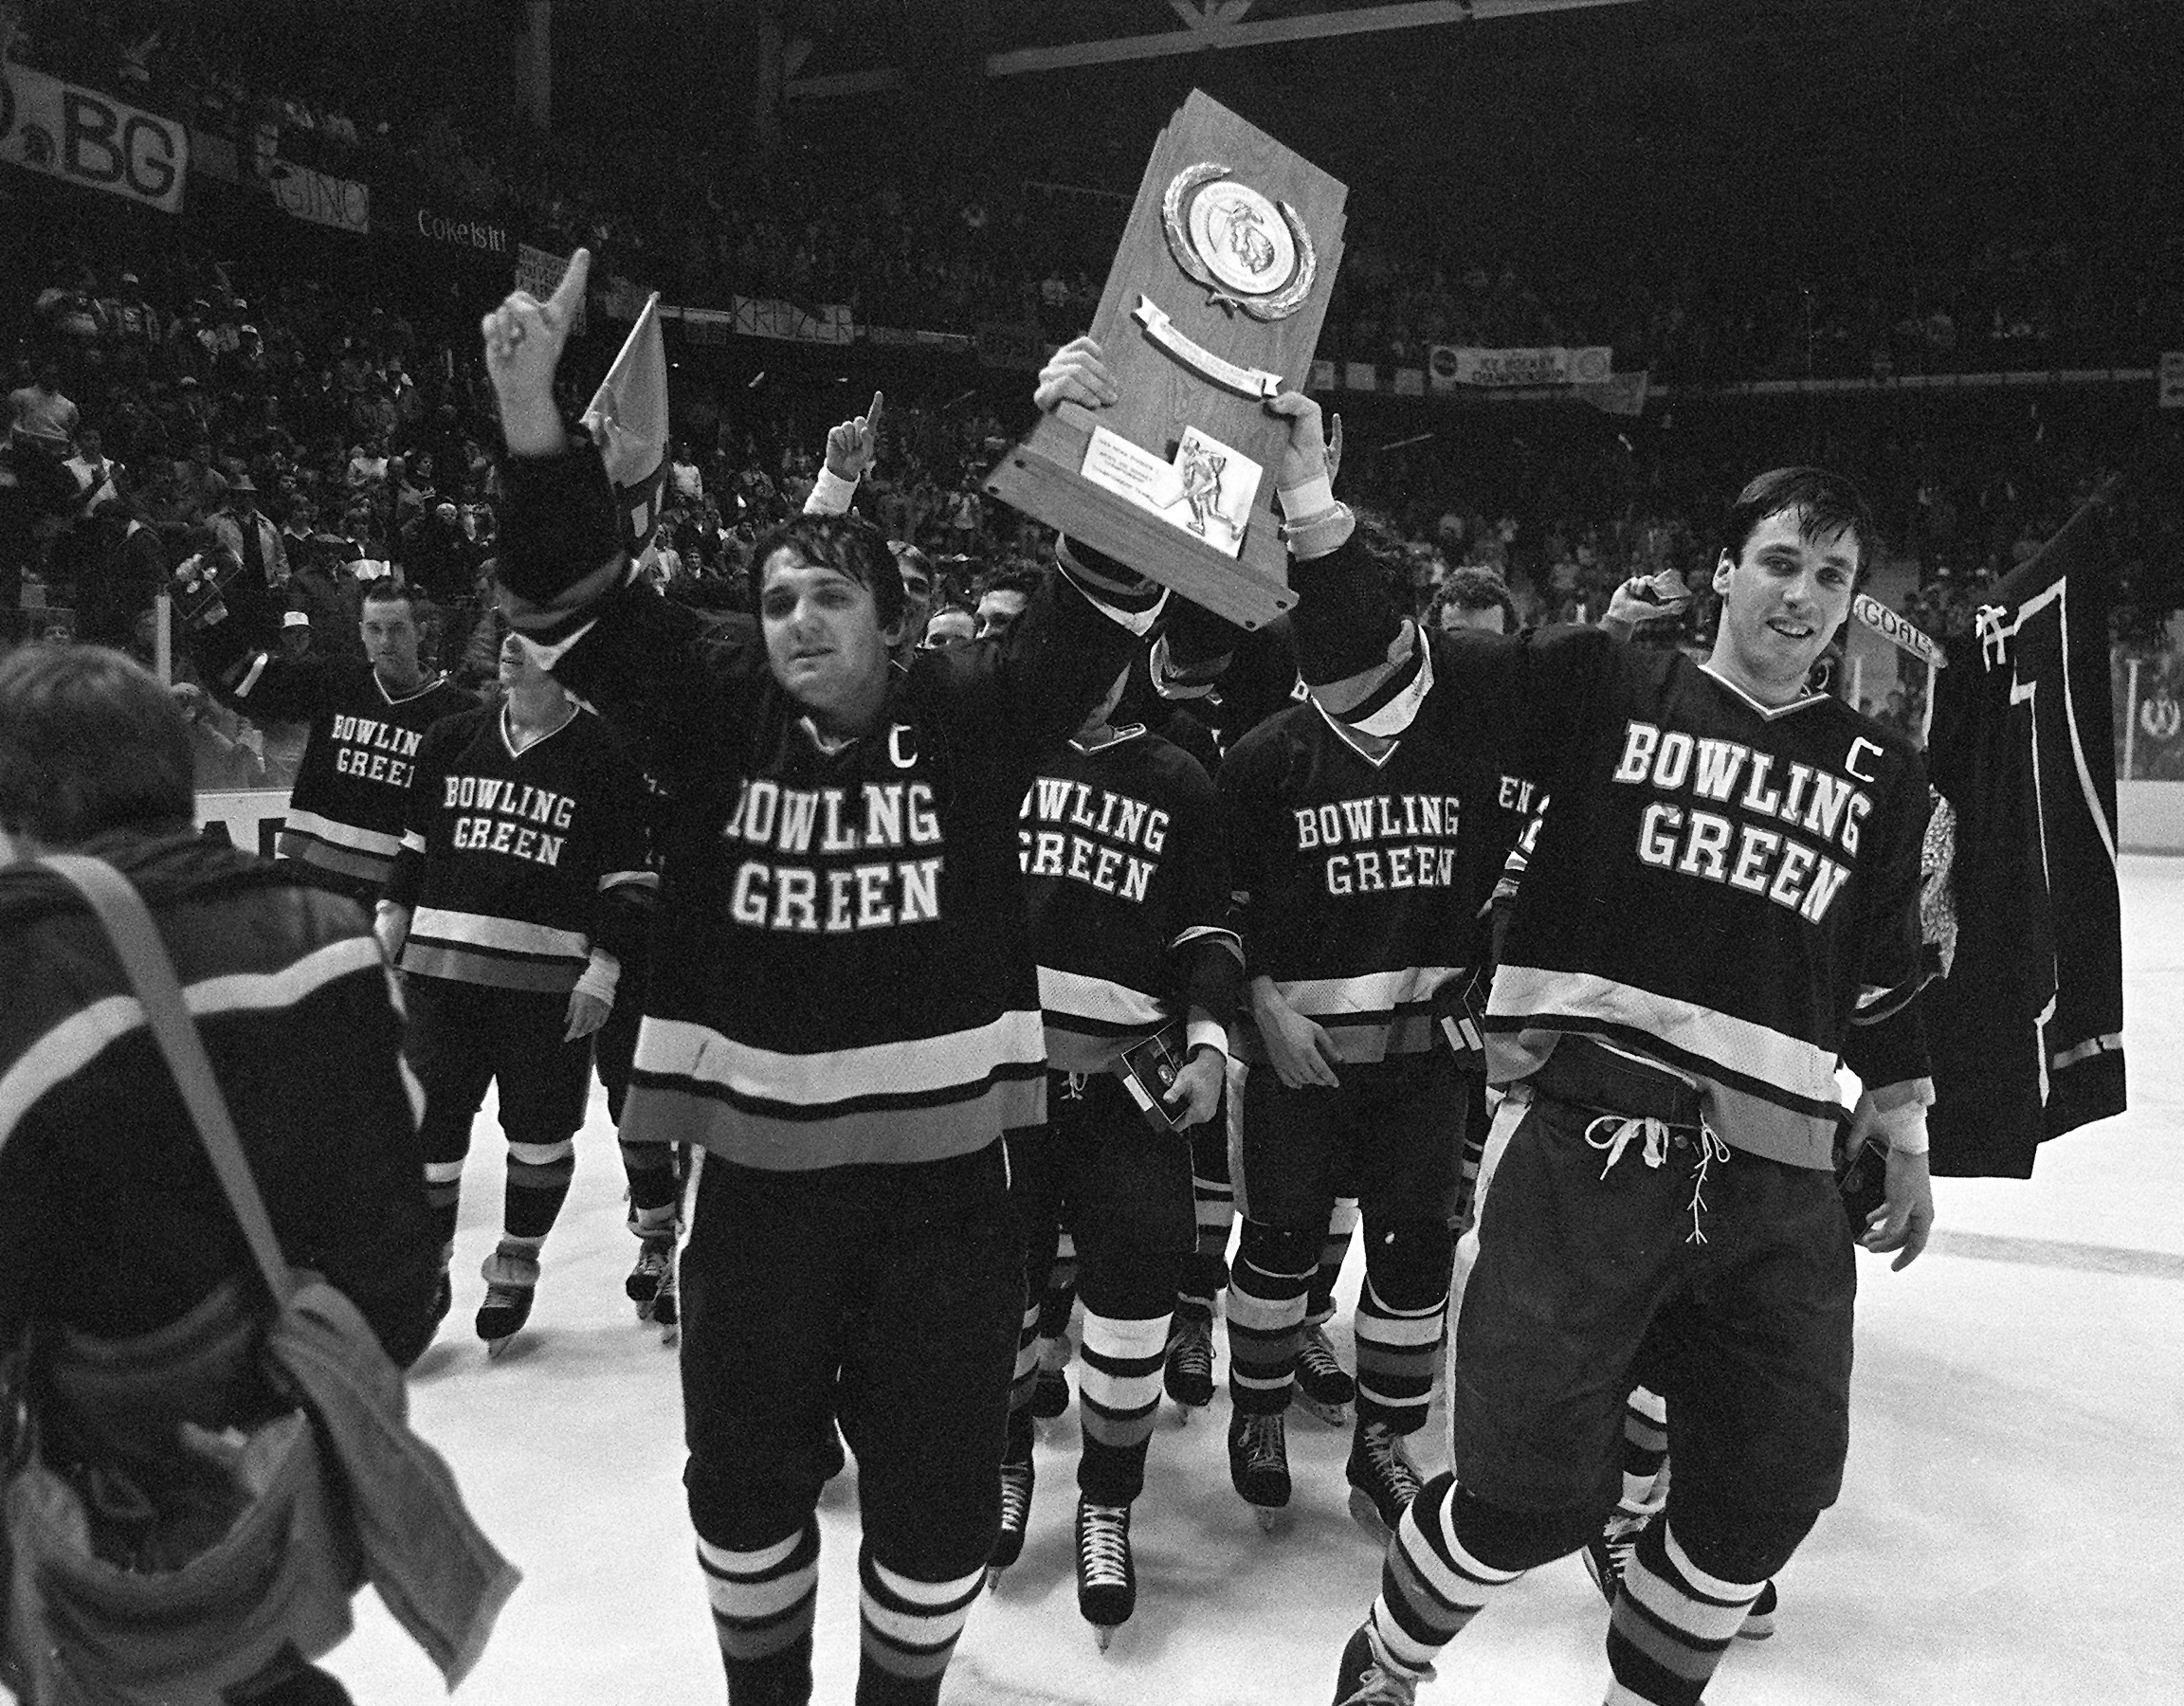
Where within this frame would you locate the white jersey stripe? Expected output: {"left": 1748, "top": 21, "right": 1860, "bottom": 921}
{"left": 1036, "top": 967, "right": 1168, "bottom": 1030}
{"left": 1274, "top": 966, "right": 1463, "bottom": 1018}
{"left": 280, "top": 807, "right": 402, "bottom": 859}
{"left": 633, "top": 1009, "right": 1046, "bottom": 1109}
{"left": 0, "top": 936, "right": 386, "bottom": 1149}
{"left": 409, "top": 908, "right": 588, "bottom": 961}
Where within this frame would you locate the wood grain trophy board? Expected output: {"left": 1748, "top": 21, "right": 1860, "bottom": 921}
{"left": 983, "top": 91, "right": 1347, "bottom": 629}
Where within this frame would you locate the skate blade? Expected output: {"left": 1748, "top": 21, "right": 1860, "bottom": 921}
{"left": 987, "top": 1567, "right": 1007, "bottom": 1595}
{"left": 660, "top": 1322, "right": 681, "bottom": 1346}
{"left": 1294, "top": 1392, "right": 1352, "bottom": 1427}
{"left": 1253, "top": 1505, "right": 1288, "bottom": 1535}
{"left": 1092, "top": 1624, "right": 1116, "bottom": 1652}
{"left": 1346, "top": 1486, "right": 1396, "bottom": 1542}
{"left": 484, "top": 1334, "right": 518, "bottom": 1360}
{"left": 1737, "top": 1613, "right": 1775, "bottom": 1642}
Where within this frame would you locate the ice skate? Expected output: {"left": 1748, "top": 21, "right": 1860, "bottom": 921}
{"left": 1344, "top": 1421, "right": 1424, "bottom": 1539}
{"left": 1330, "top": 1623, "right": 1429, "bottom": 1705}
{"left": 1075, "top": 1499, "right": 1136, "bottom": 1650}
{"left": 1295, "top": 1321, "right": 1356, "bottom": 1426}
{"left": 477, "top": 1240, "right": 539, "bottom": 1357}
{"left": 988, "top": 1456, "right": 1034, "bottom": 1590}
{"left": 650, "top": 1246, "right": 680, "bottom": 1344}
{"left": 1030, "top": 1332, "right": 1073, "bottom": 1420}
{"left": 1228, "top": 1410, "right": 1290, "bottom": 1531}
{"left": 1581, "top": 1512, "right": 1647, "bottom": 1605}
{"left": 626, "top": 1236, "right": 673, "bottom": 1317}
{"left": 1163, "top": 1308, "right": 1214, "bottom": 1417}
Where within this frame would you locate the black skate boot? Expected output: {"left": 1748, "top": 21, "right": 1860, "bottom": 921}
{"left": 1345, "top": 1421, "right": 1424, "bottom": 1540}
{"left": 626, "top": 1236, "right": 672, "bottom": 1312}
{"left": 1163, "top": 1307, "right": 1214, "bottom": 1415}
{"left": 476, "top": 1240, "right": 539, "bottom": 1357}
{"left": 650, "top": 1245, "right": 680, "bottom": 1343}
{"left": 1075, "top": 1499, "right": 1136, "bottom": 1650}
{"left": 1228, "top": 1409, "right": 1290, "bottom": 1532}
{"left": 988, "top": 1455, "right": 1034, "bottom": 1589}
{"left": 1030, "top": 1332, "right": 1072, "bottom": 1420}
{"left": 1295, "top": 1321, "right": 1356, "bottom": 1425}
{"left": 1331, "top": 1623, "right": 1431, "bottom": 1706}
{"left": 1581, "top": 1512, "right": 1647, "bottom": 1605}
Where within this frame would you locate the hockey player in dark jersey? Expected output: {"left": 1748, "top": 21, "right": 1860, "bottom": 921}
{"left": 375, "top": 631, "right": 655, "bottom": 1352}
{"left": 196, "top": 580, "right": 476, "bottom": 905}
{"left": 479, "top": 260, "right": 1174, "bottom": 1706}
{"left": 1310, "top": 454, "right": 1937, "bottom": 1706}
{"left": 990, "top": 662, "right": 1239, "bottom": 1646}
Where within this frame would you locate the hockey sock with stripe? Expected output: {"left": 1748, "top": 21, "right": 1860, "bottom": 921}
{"left": 1353, "top": 1219, "right": 1452, "bottom": 1432}
{"left": 1367, "top": 1473, "right": 1527, "bottom": 1677}
{"left": 503, "top": 1135, "right": 575, "bottom": 1241}
{"left": 1619, "top": 1387, "right": 1670, "bottom": 1518}
{"left": 855, "top": 1549, "right": 984, "bottom": 1706}
{"left": 621, "top": 1137, "right": 682, "bottom": 1237}
{"left": 1606, "top": 1517, "right": 1774, "bottom": 1706}
{"left": 1225, "top": 1222, "right": 1317, "bottom": 1413}
{"left": 422, "top": 1158, "right": 464, "bottom": 1248}
{"left": 1306, "top": 1197, "right": 1361, "bottom": 1324}
{"left": 1007, "top": 1288, "right": 1044, "bottom": 1424}
{"left": 697, "top": 1520, "right": 819, "bottom": 1698}
{"left": 1077, "top": 1311, "right": 1171, "bottom": 1505}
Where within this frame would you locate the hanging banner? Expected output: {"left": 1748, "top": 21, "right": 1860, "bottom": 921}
{"left": 188, "top": 126, "right": 241, "bottom": 184}
{"left": 267, "top": 158, "right": 369, "bottom": 233}
{"left": 383, "top": 193, "right": 510, "bottom": 257}
{"left": 516, "top": 243, "right": 586, "bottom": 335}
{"left": 1433, "top": 345, "right": 1614, "bottom": 388}
{"left": 733, "top": 296, "right": 854, "bottom": 345}
{"left": 0, "top": 64, "right": 188, "bottom": 213}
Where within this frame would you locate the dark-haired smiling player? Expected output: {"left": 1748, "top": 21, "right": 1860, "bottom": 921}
{"left": 477, "top": 254, "right": 1179, "bottom": 1706}
{"left": 1313, "top": 456, "right": 1938, "bottom": 1706}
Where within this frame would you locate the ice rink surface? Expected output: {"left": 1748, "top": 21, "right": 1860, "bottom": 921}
{"left": 327, "top": 858, "right": 2184, "bottom": 1706}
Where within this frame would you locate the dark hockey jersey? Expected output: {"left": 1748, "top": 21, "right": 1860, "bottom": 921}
{"left": 1221, "top": 644, "right": 1496, "bottom": 1063}
{"left": 385, "top": 703, "right": 655, "bottom": 993}
{"left": 1923, "top": 489, "right": 2126, "bottom": 1175}
{"left": 224, "top": 652, "right": 476, "bottom": 888}
{"left": 1020, "top": 725, "right": 1240, "bottom": 1074}
{"left": 1288, "top": 549, "right": 1932, "bottom": 1172}
{"left": 520, "top": 536, "right": 1156, "bottom": 1173}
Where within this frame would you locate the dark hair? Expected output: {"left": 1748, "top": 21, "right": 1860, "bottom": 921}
{"left": 0, "top": 646, "right": 194, "bottom": 843}
{"left": 1722, "top": 468, "right": 1882, "bottom": 582}
{"left": 751, "top": 513, "right": 904, "bottom": 632}
{"left": 890, "top": 542, "right": 934, "bottom": 589}
{"left": 1429, "top": 566, "right": 1519, "bottom": 634}
{"left": 973, "top": 563, "right": 1043, "bottom": 603}
{"left": 360, "top": 579, "right": 422, "bottom": 618}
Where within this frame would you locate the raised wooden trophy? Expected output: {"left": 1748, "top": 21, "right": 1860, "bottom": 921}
{"left": 984, "top": 91, "right": 1347, "bottom": 629}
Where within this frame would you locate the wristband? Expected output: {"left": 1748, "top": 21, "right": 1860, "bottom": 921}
{"left": 1279, "top": 499, "right": 1355, "bottom": 561}
{"left": 1872, "top": 1098, "right": 1931, "bottom": 1156}
{"left": 574, "top": 948, "right": 621, "bottom": 1007}
{"left": 1186, "top": 1017, "right": 1229, "bottom": 1062}
{"left": 1277, "top": 473, "right": 1336, "bottom": 522}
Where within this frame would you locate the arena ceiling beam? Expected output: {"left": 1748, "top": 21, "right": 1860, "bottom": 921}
{"left": 783, "top": 0, "right": 1644, "bottom": 100}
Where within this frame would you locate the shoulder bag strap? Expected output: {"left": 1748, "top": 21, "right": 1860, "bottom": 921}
{"left": 35, "top": 853, "right": 299, "bottom": 1308}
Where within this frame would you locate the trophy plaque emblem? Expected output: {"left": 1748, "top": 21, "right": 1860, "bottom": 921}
{"left": 984, "top": 91, "right": 1347, "bottom": 628}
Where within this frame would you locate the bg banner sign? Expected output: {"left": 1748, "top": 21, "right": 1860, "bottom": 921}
{"left": 0, "top": 64, "right": 187, "bottom": 213}
{"left": 268, "top": 159, "right": 370, "bottom": 233}
{"left": 1430, "top": 345, "right": 1614, "bottom": 389}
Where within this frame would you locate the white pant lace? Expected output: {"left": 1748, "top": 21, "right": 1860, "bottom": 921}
{"left": 1584, "top": 1113, "right": 1731, "bottom": 1244}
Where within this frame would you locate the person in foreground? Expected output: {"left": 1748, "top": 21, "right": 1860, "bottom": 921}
{"left": 1301, "top": 461, "right": 1937, "bottom": 1706}
{"left": 477, "top": 254, "right": 1173, "bottom": 1706}
{"left": 0, "top": 644, "right": 443, "bottom": 1705}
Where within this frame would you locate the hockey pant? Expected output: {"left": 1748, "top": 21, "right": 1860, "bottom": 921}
{"left": 682, "top": 1144, "right": 1016, "bottom": 1706}
{"left": 1227, "top": 1051, "right": 1462, "bottom": 1435}
{"left": 1005, "top": 1070, "right": 1193, "bottom": 1505}
{"left": 1364, "top": 1056, "right": 1850, "bottom": 1705}
{"left": 405, "top": 974, "right": 589, "bottom": 1256}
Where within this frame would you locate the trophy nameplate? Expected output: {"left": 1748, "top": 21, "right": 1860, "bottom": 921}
{"left": 984, "top": 91, "right": 1347, "bottom": 629}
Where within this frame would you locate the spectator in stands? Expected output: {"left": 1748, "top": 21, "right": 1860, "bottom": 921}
{"left": 9, "top": 362, "right": 79, "bottom": 445}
